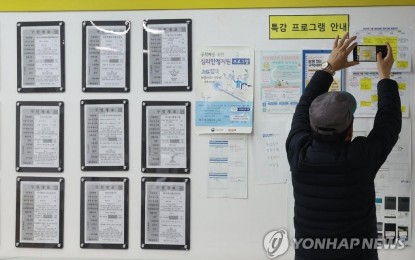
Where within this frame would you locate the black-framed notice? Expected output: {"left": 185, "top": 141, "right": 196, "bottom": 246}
{"left": 82, "top": 21, "right": 131, "bottom": 92}
{"left": 80, "top": 177, "right": 129, "bottom": 249}
{"left": 15, "top": 177, "right": 65, "bottom": 248}
{"left": 141, "top": 101, "right": 190, "bottom": 173}
{"left": 141, "top": 177, "right": 190, "bottom": 250}
{"left": 17, "top": 21, "right": 65, "bottom": 93}
{"left": 143, "top": 19, "right": 192, "bottom": 92}
{"left": 16, "top": 101, "right": 64, "bottom": 172}
{"left": 81, "top": 99, "right": 129, "bottom": 171}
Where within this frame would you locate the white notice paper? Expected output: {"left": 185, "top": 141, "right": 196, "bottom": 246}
{"left": 20, "top": 106, "right": 60, "bottom": 168}
{"left": 208, "top": 136, "right": 248, "bottom": 198}
{"left": 21, "top": 26, "right": 61, "bottom": 88}
{"left": 20, "top": 182, "right": 60, "bottom": 243}
{"left": 253, "top": 120, "right": 290, "bottom": 184}
{"left": 145, "top": 182, "right": 186, "bottom": 245}
{"left": 86, "top": 26, "right": 127, "bottom": 88}
{"left": 352, "top": 27, "right": 412, "bottom": 72}
{"left": 146, "top": 105, "right": 187, "bottom": 169}
{"left": 85, "top": 182, "right": 125, "bottom": 244}
{"left": 147, "top": 23, "right": 189, "bottom": 87}
{"left": 84, "top": 104, "right": 125, "bottom": 167}
{"left": 346, "top": 71, "right": 409, "bottom": 117}
{"left": 98, "top": 190, "right": 124, "bottom": 243}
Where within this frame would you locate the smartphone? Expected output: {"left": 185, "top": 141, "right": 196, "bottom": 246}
{"left": 353, "top": 45, "right": 387, "bottom": 62}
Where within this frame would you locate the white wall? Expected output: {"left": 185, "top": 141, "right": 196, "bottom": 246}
{"left": 0, "top": 6, "right": 414, "bottom": 260}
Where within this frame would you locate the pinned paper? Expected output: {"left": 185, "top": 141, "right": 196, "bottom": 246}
{"left": 353, "top": 27, "right": 411, "bottom": 72}
{"left": 347, "top": 71, "right": 410, "bottom": 117}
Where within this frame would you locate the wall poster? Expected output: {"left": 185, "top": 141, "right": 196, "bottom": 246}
{"left": 141, "top": 101, "right": 190, "bottom": 173}
{"left": 15, "top": 177, "right": 64, "bottom": 248}
{"left": 17, "top": 21, "right": 65, "bottom": 93}
{"left": 196, "top": 46, "right": 254, "bottom": 134}
{"left": 143, "top": 19, "right": 192, "bottom": 92}
{"left": 16, "top": 101, "right": 64, "bottom": 172}
{"left": 141, "top": 177, "right": 190, "bottom": 250}
{"left": 82, "top": 20, "right": 130, "bottom": 92}
{"left": 80, "top": 177, "right": 129, "bottom": 249}
{"left": 81, "top": 99, "right": 129, "bottom": 171}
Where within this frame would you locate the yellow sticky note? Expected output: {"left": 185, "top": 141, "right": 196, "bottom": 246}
{"left": 397, "top": 61, "right": 409, "bottom": 69}
{"left": 361, "top": 101, "right": 372, "bottom": 107}
{"left": 360, "top": 78, "right": 372, "bottom": 90}
{"left": 371, "top": 95, "right": 378, "bottom": 102}
{"left": 398, "top": 83, "right": 407, "bottom": 90}
{"left": 401, "top": 106, "right": 406, "bottom": 113}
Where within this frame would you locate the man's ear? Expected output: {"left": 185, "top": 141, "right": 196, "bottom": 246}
{"left": 345, "top": 124, "right": 353, "bottom": 141}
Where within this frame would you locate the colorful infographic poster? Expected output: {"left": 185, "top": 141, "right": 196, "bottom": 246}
{"left": 196, "top": 47, "right": 254, "bottom": 134}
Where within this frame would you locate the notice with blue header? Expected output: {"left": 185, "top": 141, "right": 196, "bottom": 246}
{"left": 303, "top": 50, "right": 343, "bottom": 93}
{"left": 208, "top": 136, "right": 248, "bottom": 198}
{"left": 196, "top": 46, "right": 254, "bottom": 134}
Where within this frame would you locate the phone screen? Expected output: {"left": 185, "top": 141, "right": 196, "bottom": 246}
{"left": 355, "top": 46, "right": 377, "bottom": 62}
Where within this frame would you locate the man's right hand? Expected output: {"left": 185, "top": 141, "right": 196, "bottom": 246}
{"left": 377, "top": 43, "right": 394, "bottom": 80}
{"left": 327, "top": 32, "right": 359, "bottom": 71}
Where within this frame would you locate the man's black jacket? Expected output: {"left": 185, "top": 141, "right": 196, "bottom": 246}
{"left": 286, "top": 70, "right": 402, "bottom": 259}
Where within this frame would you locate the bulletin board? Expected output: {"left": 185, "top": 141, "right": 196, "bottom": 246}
{"left": 0, "top": 3, "right": 414, "bottom": 260}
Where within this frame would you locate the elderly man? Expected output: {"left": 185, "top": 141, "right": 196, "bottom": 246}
{"left": 286, "top": 33, "right": 401, "bottom": 260}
